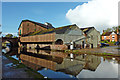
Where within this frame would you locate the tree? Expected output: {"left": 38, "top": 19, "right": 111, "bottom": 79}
{"left": 104, "top": 26, "right": 118, "bottom": 32}
{"left": 104, "top": 28, "right": 112, "bottom": 32}
{"left": 5, "top": 34, "right": 13, "bottom": 38}
{"left": 13, "top": 36, "right": 17, "bottom": 38}
{"left": 112, "top": 26, "right": 117, "bottom": 32}
{"left": 118, "top": 25, "right": 120, "bottom": 30}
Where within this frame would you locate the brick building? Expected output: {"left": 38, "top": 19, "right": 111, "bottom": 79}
{"left": 101, "top": 28, "right": 120, "bottom": 42}
{"left": 18, "top": 19, "right": 100, "bottom": 50}
{"left": 18, "top": 20, "right": 54, "bottom": 37}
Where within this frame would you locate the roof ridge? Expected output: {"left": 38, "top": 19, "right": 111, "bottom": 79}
{"left": 22, "top": 19, "right": 47, "bottom": 27}
{"left": 29, "top": 24, "right": 77, "bottom": 36}
{"left": 80, "top": 26, "right": 94, "bottom": 29}
{"left": 55, "top": 24, "right": 76, "bottom": 29}
{"left": 18, "top": 19, "right": 54, "bottom": 30}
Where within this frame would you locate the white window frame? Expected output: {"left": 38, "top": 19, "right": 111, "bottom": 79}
{"left": 104, "top": 36, "right": 106, "bottom": 40}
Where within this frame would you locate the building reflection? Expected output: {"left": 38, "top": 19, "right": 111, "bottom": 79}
{"left": 18, "top": 48, "right": 102, "bottom": 77}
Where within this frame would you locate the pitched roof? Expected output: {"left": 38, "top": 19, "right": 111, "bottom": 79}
{"left": 29, "top": 24, "right": 77, "bottom": 36}
{"left": 80, "top": 27, "right": 94, "bottom": 34}
{"left": 18, "top": 19, "right": 54, "bottom": 30}
{"left": 101, "top": 32, "right": 112, "bottom": 36}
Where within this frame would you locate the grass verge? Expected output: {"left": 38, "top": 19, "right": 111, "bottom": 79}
{"left": 64, "top": 50, "right": 120, "bottom": 57}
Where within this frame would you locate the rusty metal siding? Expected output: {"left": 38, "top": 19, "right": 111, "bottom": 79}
{"left": 20, "top": 54, "right": 57, "bottom": 70}
{"left": 20, "top": 33, "right": 55, "bottom": 42}
{"left": 26, "top": 49, "right": 68, "bottom": 58}
{"left": 27, "top": 44, "right": 68, "bottom": 50}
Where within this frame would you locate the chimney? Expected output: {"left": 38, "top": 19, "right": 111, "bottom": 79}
{"left": 44, "top": 22, "right": 54, "bottom": 29}
{"left": 117, "top": 28, "right": 119, "bottom": 34}
{"left": 103, "top": 30, "right": 104, "bottom": 33}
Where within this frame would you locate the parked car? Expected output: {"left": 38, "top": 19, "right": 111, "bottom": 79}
{"left": 100, "top": 43, "right": 109, "bottom": 47}
{"left": 114, "top": 41, "right": 119, "bottom": 45}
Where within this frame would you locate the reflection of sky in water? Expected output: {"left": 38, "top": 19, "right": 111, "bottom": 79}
{"left": 7, "top": 48, "right": 120, "bottom": 79}
{"left": 38, "top": 68, "right": 77, "bottom": 79}
{"left": 5, "top": 63, "right": 13, "bottom": 68}
{"left": 2, "top": 49, "right": 6, "bottom": 53}
{"left": 77, "top": 57, "right": 118, "bottom": 78}
{"left": 2, "top": 56, "right": 7, "bottom": 60}
{"left": 11, "top": 55, "right": 19, "bottom": 60}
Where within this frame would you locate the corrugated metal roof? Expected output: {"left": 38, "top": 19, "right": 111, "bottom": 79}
{"left": 80, "top": 27, "right": 94, "bottom": 34}
{"left": 29, "top": 24, "right": 77, "bottom": 36}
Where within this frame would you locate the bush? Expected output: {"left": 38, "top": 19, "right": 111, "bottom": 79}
{"left": 101, "top": 40, "right": 108, "bottom": 43}
{"left": 105, "top": 40, "right": 108, "bottom": 43}
{"left": 108, "top": 41, "right": 116, "bottom": 44}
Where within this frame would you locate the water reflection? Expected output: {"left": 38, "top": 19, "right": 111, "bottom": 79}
{"left": 3, "top": 47, "right": 119, "bottom": 78}
{"left": 17, "top": 48, "right": 103, "bottom": 78}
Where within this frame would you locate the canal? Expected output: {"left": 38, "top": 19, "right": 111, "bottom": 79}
{"left": 2, "top": 47, "right": 120, "bottom": 79}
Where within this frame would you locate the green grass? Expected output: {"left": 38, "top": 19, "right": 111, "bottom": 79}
{"left": 64, "top": 49, "right": 120, "bottom": 57}
{"left": 115, "top": 47, "right": 120, "bottom": 49}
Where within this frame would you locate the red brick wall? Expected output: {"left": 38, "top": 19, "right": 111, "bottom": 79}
{"left": 18, "top": 21, "right": 47, "bottom": 36}
{"left": 110, "top": 34, "right": 118, "bottom": 42}
{"left": 102, "top": 33, "right": 119, "bottom": 42}
{"left": 101, "top": 36, "right": 110, "bottom": 41}
{"left": 119, "top": 35, "right": 120, "bottom": 42}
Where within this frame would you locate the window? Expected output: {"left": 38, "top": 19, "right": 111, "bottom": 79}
{"left": 27, "top": 28, "right": 29, "bottom": 31}
{"left": 104, "top": 36, "right": 106, "bottom": 40}
{"left": 112, "top": 40, "right": 114, "bottom": 41}
{"left": 112, "top": 35, "right": 115, "bottom": 37}
{"left": 112, "top": 36, "right": 115, "bottom": 39}
{"left": 91, "top": 35, "right": 93, "bottom": 40}
{"left": 112, "top": 35, "right": 115, "bottom": 39}
{"left": 20, "top": 30, "right": 21, "bottom": 35}
{"left": 27, "top": 23, "right": 29, "bottom": 26}
{"left": 34, "top": 28, "right": 36, "bottom": 31}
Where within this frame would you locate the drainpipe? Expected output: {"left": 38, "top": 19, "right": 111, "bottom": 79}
{"left": 70, "top": 53, "right": 74, "bottom": 58}
{"left": 70, "top": 53, "right": 74, "bottom": 61}
{"left": 70, "top": 41, "right": 73, "bottom": 50}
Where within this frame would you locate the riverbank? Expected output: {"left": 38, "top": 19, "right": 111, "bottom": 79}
{"left": 64, "top": 46, "right": 120, "bottom": 57}
{"left": 2, "top": 53, "right": 45, "bottom": 79}
{"left": 30, "top": 46, "right": 120, "bottom": 57}
{"left": 65, "top": 50, "right": 120, "bottom": 57}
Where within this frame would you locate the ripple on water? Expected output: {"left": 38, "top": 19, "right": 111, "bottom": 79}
{"left": 2, "top": 56, "right": 7, "bottom": 60}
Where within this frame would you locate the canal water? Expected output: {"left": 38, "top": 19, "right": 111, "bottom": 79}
{"left": 2, "top": 47, "right": 120, "bottom": 79}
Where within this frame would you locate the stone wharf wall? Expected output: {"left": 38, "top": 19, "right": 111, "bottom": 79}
{"left": 27, "top": 49, "right": 68, "bottom": 58}
{"left": 27, "top": 44, "right": 68, "bottom": 50}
